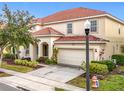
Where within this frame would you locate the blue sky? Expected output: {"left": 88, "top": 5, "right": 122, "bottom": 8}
{"left": 0, "top": 2, "right": 124, "bottom": 20}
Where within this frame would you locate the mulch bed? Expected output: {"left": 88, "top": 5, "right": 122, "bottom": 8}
{"left": 3, "top": 59, "right": 44, "bottom": 70}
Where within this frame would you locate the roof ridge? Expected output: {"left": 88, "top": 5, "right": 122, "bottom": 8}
{"left": 35, "top": 7, "right": 107, "bottom": 23}
{"left": 55, "top": 35, "right": 109, "bottom": 42}
{"left": 47, "top": 27, "right": 51, "bottom": 34}
{"left": 32, "top": 27, "right": 64, "bottom": 36}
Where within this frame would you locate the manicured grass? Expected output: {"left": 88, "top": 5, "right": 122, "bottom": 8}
{"left": 55, "top": 87, "right": 65, "bottom": 91}
{"left": 0, "top": 72, "right": 11, "bottom": 77}
{"left": 67, "top": 74, "right": 124, "bottom": 91}
{"left": 1, "top": 62, "right": 34, "bottom": 73}
{"left": 118, "top": 66, "right": 124, "bottom": 71}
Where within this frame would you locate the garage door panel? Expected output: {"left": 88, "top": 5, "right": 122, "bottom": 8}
{"left": 58, "top": 49, "right": 93, "bottom": 66}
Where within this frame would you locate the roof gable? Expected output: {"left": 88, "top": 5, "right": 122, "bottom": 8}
{"left": 55, "top": 35, "right": 109, "bottom": 42}
{"left": 32, "top": 27, "right": 64, "bottom": 36}
{"left": 34, "top": 7, "right": 106, "bottom": 23}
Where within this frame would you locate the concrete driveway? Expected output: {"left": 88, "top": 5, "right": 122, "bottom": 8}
{"left": 28, "top": 65, "right": 84, "bottom": 83}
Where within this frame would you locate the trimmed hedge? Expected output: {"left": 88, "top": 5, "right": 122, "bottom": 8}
{"left": 91, "top": 60, "right": 116, "bottom": 71}
{"left": 14, "top": 59, "right": 38, "bottom": 68}
{"left": 81, "top": 63, "right": 109, "bottom": 75}
{"left": 45, "top": 58, "right": 57, "bottom": 65}
{"left": 90, "top": 63, "right": 108, "bottom": 75}
{"left": 112, "top": 54, "right": 124, "bottom": 65}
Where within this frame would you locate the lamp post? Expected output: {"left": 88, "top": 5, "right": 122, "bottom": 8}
{"left": 84, "top": 20, "right": 91, "bottom": 91}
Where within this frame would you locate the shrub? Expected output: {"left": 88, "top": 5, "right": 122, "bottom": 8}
{"left": 3, "top": 53, "right": 15, "bottom": 60}
{"left": 91, "top": 60, "right": 116, "bottom": 71}
{"left": 31, "top": 61, "right": 38, "bottom": 67}
{"left": 15, "top": 59, "right": 21, "bottom": 65}
{"left": 51, "top": 48, "right": 58, "bottom": 63}
{"left": 36, "top": 57, "right": 48, "bottom": 63}
{"left": 22, "top": 60, "right": 28, "bottom": 66}
{"left": 112, "top": 54, "right": 124, "bottom": 65}
{"left": 90, "top": 63, "right": 108, "bottom": 75}
{"left": 45, "top": 58, "right": 57, "bottom": 65}
{"left": 14, "top": 59, "right": 38, "bottom": 68}
{"left": 81, "top": 62, "right": 109, "bottom": 75}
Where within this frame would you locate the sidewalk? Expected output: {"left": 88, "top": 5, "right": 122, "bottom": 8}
{"left": 0, "top": 68, "right": 85, "bottom": 91}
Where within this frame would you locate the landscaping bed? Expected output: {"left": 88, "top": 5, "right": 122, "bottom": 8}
{"left": 67, "top": 59, "right": 124, "bottom": 91}
{"left": 0, "top": 71, "right": 12, "bottom": 77}
{"left": 1, "top": 62, "right": 41, "bottom": 73}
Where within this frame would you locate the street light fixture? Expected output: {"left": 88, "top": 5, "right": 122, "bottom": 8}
{"left": 84, "top": 20, "right": 91, "bottom": 91}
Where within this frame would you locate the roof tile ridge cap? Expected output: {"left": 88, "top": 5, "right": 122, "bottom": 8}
{"left": 89, "top": 35, "right": 107, "bottom": 41}
{"left": 35, "top": 27, "right": 47, "bottom": 32}
{"left": 47, "top": 27, "right": 51, "bottom": 34}
{"left": 35, "top": 7, "right": 107, "bottom": 21}
{"left": 53, "top": 29, "right": 64, "bottom": 35}
{"left": 79, "top": 7, "right": 107, "bottom": 14}
{"left": 50, "top": 27, "right": 64, "bottom": 35}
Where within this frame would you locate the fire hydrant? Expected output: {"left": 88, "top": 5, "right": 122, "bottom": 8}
{"left": 92, "top": 75, "right": 99, "bottom": 88}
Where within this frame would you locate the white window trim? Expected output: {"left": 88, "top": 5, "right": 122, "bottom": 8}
{"left": 90, "top": 19, "right": 99, "bottom": 33}
{"left": 67, "top": 22, "right": 73, "bottom": 34}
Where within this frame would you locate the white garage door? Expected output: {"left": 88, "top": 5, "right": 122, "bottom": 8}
{"left": 58, "top": 48, "right": 94, "bottom": 66}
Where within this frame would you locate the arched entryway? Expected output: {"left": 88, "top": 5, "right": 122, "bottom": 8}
{"left": 42, "top": 42, "right": 49, "bottom": 57}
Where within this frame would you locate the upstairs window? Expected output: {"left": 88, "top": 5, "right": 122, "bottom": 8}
{"left": 67, "top": 23, "right": 72, "bottom": 34}
{"left": 118, "top": 28, "right": 121, "bottom": 35}
{"left": 90, "top": 20, "right": 97, "bottom": 32}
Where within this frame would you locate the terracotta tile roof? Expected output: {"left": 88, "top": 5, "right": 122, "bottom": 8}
{"left": 34, "top": 7, "right": 106, "bottom": 23}
{"left": 55, "top": 35, "right": 109, "bottom": 42}
{"left": 32, "top": 27, "right": 64, "bottom": 36}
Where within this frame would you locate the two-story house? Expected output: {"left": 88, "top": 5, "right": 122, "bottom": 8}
{"left": 26, "top": 7, "right": 124, "bottom": 66}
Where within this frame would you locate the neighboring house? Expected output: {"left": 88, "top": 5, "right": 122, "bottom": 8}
{"left": 22, "top": 7, "right": 124, "bottom": 66}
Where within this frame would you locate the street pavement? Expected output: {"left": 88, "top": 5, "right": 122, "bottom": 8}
{"left": 0, "top": 82, "right": 19, "bottom": 91}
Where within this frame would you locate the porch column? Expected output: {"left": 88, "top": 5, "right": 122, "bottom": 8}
{"left": 48, "top": 43, "right": 53, "bottom": 59}
{"left": 29, "top": 44, "right": 34, "bottom": 60}
{"left": 38, "top": 43, "right": 43, "bottom": 57}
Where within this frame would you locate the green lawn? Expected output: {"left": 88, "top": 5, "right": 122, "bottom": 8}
{"left": 1, "top": 62, "right": 34, "bottom": 73}
{"left": 55, "top": 87, "right": 65, "bottom": 91}
{"left": 0, "top": 72, "right": 11, "bottom": 77}
{"left": 118, "top": 66, "right": 124, "bottom": 72}
{"left": 67, "top": 74, "right": 124, "bottom": 91}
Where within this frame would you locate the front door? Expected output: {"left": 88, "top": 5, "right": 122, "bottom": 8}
{"left": 43, "top": 43, "right": 48, "bottom": 57}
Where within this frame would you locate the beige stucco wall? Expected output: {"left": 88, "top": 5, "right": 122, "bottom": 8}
{"left": 29, "top": 16, "right": 124, "bottom": 61}
{"left": 44, "top": 17, "right": 105, "bottom": 37}
{"left": 105, "top": 17, "right": 124, "bottom": 38}
{"left": 103, "top": 17, "right": 124, "bottom": 57}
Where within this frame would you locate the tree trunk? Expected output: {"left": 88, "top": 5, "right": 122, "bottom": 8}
{"left": 0, "top": 54, "right": 3, "bottom": 67}
{"left": 12, "top": 46, "right": 17, "bottom": 59}
{"left": 0, "top": 51, "right": 3, "bottom": 67}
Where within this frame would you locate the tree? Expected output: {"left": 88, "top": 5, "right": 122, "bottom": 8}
{"left": 0, "top": 4, "right": 38, "bottom": 64}
{"left": 0, "top": 28, "right": 10, "bottom": 64}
